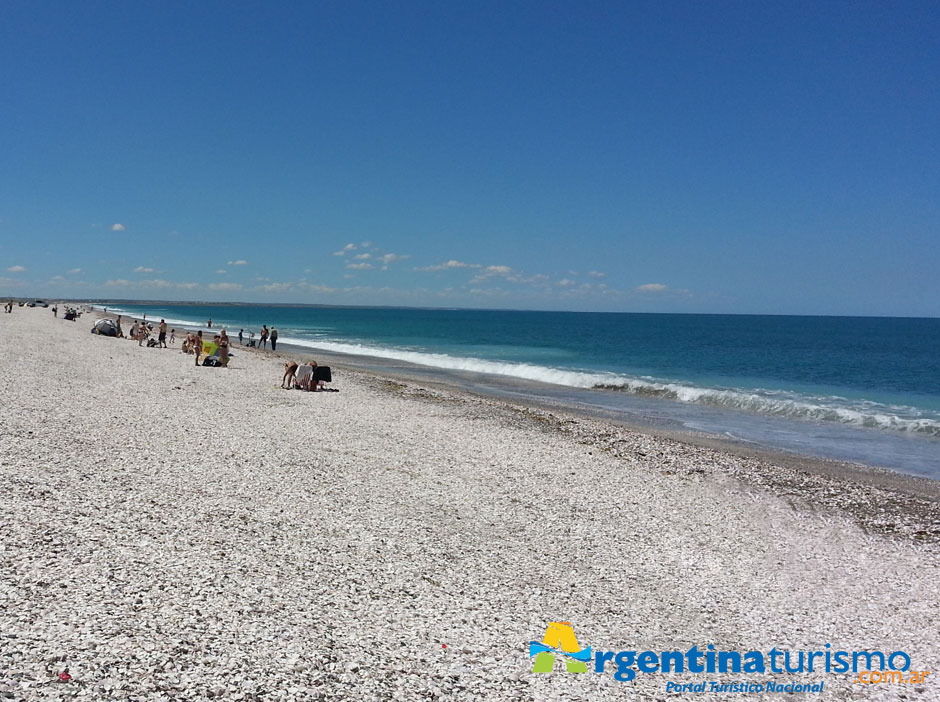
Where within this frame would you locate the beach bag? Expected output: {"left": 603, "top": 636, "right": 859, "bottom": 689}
{"left": 203, "top": 355, "right": 222, "bottom": 367}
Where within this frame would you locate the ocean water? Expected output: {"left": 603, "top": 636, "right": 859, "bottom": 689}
{"left": 101, "top": 303, "right": 940, "bottom": 478}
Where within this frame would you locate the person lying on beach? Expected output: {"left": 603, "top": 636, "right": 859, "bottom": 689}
{"left": 282, "top": 361, "right": 299, "bottom": 388}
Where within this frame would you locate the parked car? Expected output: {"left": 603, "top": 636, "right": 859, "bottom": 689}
{"left": 34, "top": 300, "right": 49, "bottom": 307}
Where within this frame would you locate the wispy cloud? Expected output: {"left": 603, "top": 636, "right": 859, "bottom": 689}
{"left": 67, "top": 268, "right": 82, "bottom": 274}
{"left": 227, "top": 259, "right": 248, "bottom": 266}
{"left": 111, "top": 223, "right": 125, "bottom": 231}
{"left": 634, "top": 283, "right": 690, "bottom": 297}
{"left": 105, "top": 278, "right": 197, "bottom": 290}
{"left": 346, "top": 262, "right": 375, "bottom": 270}
{"left": 256, "top": 282, "right": 293, "bottom": 293}
{"left": 378, "top": 253, "right": 409, "bottom": 266}
{"left": 469, "top": 264, "right": 517, "bottom": 283}
{"left": 216, "top": 269, "right": 227, "bottom": 274}
{"left": 588, "top": 271, "right": 606, "bottom": 278}
{"left": 353, "top": 253, "right": 372, "bottom": 260}
{"left": 208, "top": 282, "right": 243, "bottom": 291}
{"left": 414, "top": 259, "right": 483, "bottom": 272}
{"left": 134, "top": 266, "right": 155, "bottom": 273}
{"left": 333, "top": 243, "right": 359, "bottom": 256}
{"left": 6, "top": 265, "right": 26, "bottom": 272}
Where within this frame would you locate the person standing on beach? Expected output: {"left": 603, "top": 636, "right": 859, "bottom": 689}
{"left": 116, "top": 315, "right": 124, "bottom": 338}
{"left": 270, "top": 327, "right": 278, "bottom": 351}
{"left": 259, "top": 325, "right": 269, "bottom": 349}
{"left": 194, "top": 331, "right": 203, "bottom": 366}
{"left": 158, "top": 319, "right": 168, "bottom": 348}
{"left": 219, "top": 330, "right": 230, "bottom": 367}
{"left": 238, "top": 329, "right": 243, "bottom": 345}
{"left": 207, "top": 318, "right": 212, "bottom": 328}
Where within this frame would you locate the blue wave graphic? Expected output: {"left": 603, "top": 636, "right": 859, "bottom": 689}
{"left": 528, "top": 641, "right": 593, "bottom": 662}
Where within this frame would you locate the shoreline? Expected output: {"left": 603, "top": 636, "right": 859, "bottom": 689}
{"left": 3, "top": 306, "right": 939, "bottom": 700}
{"left": 91, "top": 308, "right": 940, "bottom": 544}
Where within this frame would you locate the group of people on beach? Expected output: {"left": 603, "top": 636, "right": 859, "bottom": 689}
{"left": 125, "top": 317, "right": 174, "bottom": 348}
{"left": 100, "top": 313, "right": 330, "bottom": 387}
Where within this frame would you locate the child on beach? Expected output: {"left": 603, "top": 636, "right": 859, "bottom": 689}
{"left": 170, "top": 329, "right": 176, "bottom": 345}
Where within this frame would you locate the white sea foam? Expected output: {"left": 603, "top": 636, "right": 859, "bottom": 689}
{"left": 282, "top": 336, "right": 940, "bottom": 437}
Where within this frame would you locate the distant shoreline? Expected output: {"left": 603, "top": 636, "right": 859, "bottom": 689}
{"left": 22, "top": 297, "right": 939, "bottom": 320}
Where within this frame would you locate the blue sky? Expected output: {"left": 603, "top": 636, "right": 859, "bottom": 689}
{"left": 1, "top": 1, "right": 938, "bottom": 315}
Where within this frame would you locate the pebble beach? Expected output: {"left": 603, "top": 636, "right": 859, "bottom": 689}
{"left": 1, "top": 307, "right": 938, "bottom": 701}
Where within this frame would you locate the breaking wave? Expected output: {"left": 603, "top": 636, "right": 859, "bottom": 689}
{"left": 282, "top": 337, "right": 940, "bottom": 438}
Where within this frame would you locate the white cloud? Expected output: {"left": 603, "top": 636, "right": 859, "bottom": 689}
{"left": 67, "top": 268, "right": 82, "bottom": 274}
{"left": 414, "top": 259, "right": 483, "bottom": 272}
{"left": 111, "top": 223, "right": 125, "bottom": 231}
{"left": 636, "top": 283, "right": 668, "bottom": 292}
{"left": 558, "top": 278, "right": 576, "bottom": 287}
{"left": 469, "top": 264, "right": 518, "bottom": 284}
{"left": 216, "top": 269, "right": 227, "bottom": 274}
{"left": 105, "top": 278, "right": 197, "bottom": 290}
{"left": 333, "top": 243, "right": 358, "bottom": 256}
{"left": 134, "top": 266, "right": 155, "bottom": 273}
{"left": 208, "top": 282, "right": 243, "bottom": 291}
{"left": 379, "top": 253, "right": 409, "bottom": 265}
{"left": 346, "top": 262, "right": 375, "bottom": 270}
{"left": 227, "top": 259, "right": 248, "bottom": 266}
{"left": 354, "top": 253, "right": 372, "bottom": 260}
{"left": 6, "top": 265, "right": 25, "bottom": 272}
{"left": 299, "top": 283, "right": 336, "bottom": 294}
{"left": 588, "top": 271, "right": 606, "bottom": 278}
{"left": 49, "top": 275, "right": 65, "bottom": 282}
{"left": 256, "top": 282, "right": 293, "bottom": 293}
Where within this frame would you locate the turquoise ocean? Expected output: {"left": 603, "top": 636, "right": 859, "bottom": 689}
{"left": 101, "top": 303, "right": 940, "bottom": 479}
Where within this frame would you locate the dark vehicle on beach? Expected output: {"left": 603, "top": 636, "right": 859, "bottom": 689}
{"left": 34, "top": 300, "right": 48, "bottom": 307}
